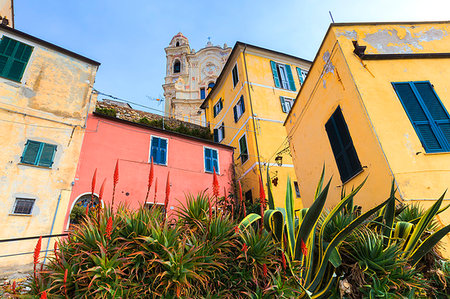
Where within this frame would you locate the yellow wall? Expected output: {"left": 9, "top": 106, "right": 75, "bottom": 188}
{"left": 285, "top": 22, "right": 450, "bottom": 254}
{"left": 204, "top": 44, "right": 310, "bottom": 210}
{"left": 0, "top": 0, "right": 13, "bottom": 27}
{"left": 0, "top": 29, "right": 98, "bottom": 274}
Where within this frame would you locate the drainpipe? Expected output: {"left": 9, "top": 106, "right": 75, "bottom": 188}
{"left": 43, "top": 191, "right": 62, "bottom": 264}
{"left": 242, "top": 46, "right": 264, "bottom": 182}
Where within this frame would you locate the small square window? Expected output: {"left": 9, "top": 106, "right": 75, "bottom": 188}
{"left": 13, "top": 198, "right": 35, "bottom": 215}
{"left": 21, "top": 140, "right": 57, "bottom": 168}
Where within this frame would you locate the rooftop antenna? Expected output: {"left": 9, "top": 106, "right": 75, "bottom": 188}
{"left": 329, "top": 11, "right": 335, "bottom": 23}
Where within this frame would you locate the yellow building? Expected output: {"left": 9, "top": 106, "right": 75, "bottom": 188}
{"left": 201, "top": 42, "right": 311, "bottom": 209}
{"left": 285, "top": 21, "right": 450, "bottom": 247}
{"left": 0, "top": 24, "right": 99, "bottom": 274}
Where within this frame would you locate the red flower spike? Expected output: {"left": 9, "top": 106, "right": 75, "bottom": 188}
{"left": 85, "top": 204, "right": 89, "bottom": 217}
{"left": 234, "top": 226, "right": 239, "bottom": 234}
{"left": 12, "top": 281, "right": 16, "bottom": 294}
{"left": 54, "top": 242, "right": 60, "bottom": 265}
{"left": 208, "top": 195, "right": 212, "bottom": 220}
{"left": 40, "top": 291, "right": 47, "bottom": 299}
{"left": 164, "top": 172, "right": 170, "bottom": 222}
{"left": 91, "top": 168, "right": 97, "bottom": 200}
{"left": 262, "top": 264, "right": 268, "bottom": 278}
{"left": 64, "top": 268, "right": 68, "bottom": 297}
{"left": 241, "top": 243, "right": 248, "bottom": 253}
{"left": 99, "top": 179, "right": 106, "bottom": 203}
{"left": 281, "top": 252, "right": 287, "bottom": 271}
{"left": 301, "top": 239, "right": 308, "bottom": 257}
{"left": 145, "top": 157, "right": 154, "bottom": 204}
{"left": 113, "top": 160, "right": 119, "bottom": 187}
{"left": 213, "top": 167, "right": 219, "bottom": 198}
{"left": 34, "top": 236, "right": 42, "bottom": 266}
{"left": 259, "top": 176, "right": 266, "bottom": 226}
{"left": 153, "top": 177, "right": 158, "bottom": 204}
{"left": 106, "top": 217, "right": 113, "bottom": 240}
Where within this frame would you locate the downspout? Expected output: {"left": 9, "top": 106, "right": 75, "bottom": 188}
{"left": 242, "top": 46, "right": 264, "bottom": 183}
{"left": 43, "top": 191, "right": 62, "bottom": 264}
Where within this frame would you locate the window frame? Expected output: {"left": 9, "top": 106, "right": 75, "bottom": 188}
{"left": 149, "top": 135, "right": 169, "bottom": 166}
{"left": 20, "top": 140, "right": 57, "bottom": 168}
{"left": 270, "top": 60, "right": 296, "bottom": 91}
{"left": 296, "top": 67, "right": 308, "bottom": 85}
{"left": 213, "top": 123, "right": 225, "bottom": 143}
{"left": 325, "top": 106, "right": 363, "bottom": 183}
{"left": 173, "top": 59, "right": 181, "bottom": 73}
{"left": 203, "top": 146, "right": 220, "bottom": 174}
{"left": 213, "top": 98, "right": 223, "bottom": 117}
{"left": 11, "top": 197, "right": 35, "bottom": 215}
{"left": 280, "top": 96, "right": 294, "bottom": 113}
{"left": 238, "top": 134, "right": 249, "bottom": 165}
{"left": 392, "top": 81, "right": 450, "bottom": 153}
{"left": 232, "top": 63, "right": 239, "bottom": 88}
{"left": 233, "top": 95, "right": 245, "bottom": 122}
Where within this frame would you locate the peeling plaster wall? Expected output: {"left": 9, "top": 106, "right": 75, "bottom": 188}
{"left": 0, "top": 28, "right": 98, "bottom": 274}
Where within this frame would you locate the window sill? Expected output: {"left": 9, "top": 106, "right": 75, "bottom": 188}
{"left": 0, "top": 75, "right": 22, "bottom": 84}
{"left": 341, "top": 168, "right": 365, "bottom": 185}
{"left": 18, "top": 163, "right": 52, "bottom": 169}
{"left": 421, "top": 151, "right": 450, "bottom": 156}
{"left": 9, "top": 213, "right": 32, "bottom": 217}
{"left": 205, "top": 170, "right": 221, "bottom": 175}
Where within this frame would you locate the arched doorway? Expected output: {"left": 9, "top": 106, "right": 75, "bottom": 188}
{"left": 68, "top": 193, "right": 100, "bottom": 226}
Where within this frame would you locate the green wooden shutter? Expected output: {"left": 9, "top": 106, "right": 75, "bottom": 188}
{"left": 270, "top": 60, "right": 281, "bottom": 88}
{"left": 239, "top": 136, "right": 248, "bottom": 163}
{"left": 280, "top": 96, "right": 287, "bottom": 113}
{"left": 21, "top": 140, "right": 40, "bottom": 165}
{"left": 285, "top": 64, "right": 296, "bottom": 91}
{"left": 0, "top": 36, "right": 33, "bottom": 82}
{"left": 296, "top": 67, "right": 303, "bottom": 84}
{"left": 38, "top": 143, "right": 56, "bottom": 167}
{"left": 213, "top": 129, "right": 218, "bottom": 142}
{"left": 240, "top": 96, "right": 245, "bottom": 114}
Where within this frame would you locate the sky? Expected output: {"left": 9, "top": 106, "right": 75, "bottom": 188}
{"left": 14, "top": 0, "right": 450, "bottom": 114}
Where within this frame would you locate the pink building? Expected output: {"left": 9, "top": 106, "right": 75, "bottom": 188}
{"left": 64, "top": 111, "right": 234, "bottom": 229}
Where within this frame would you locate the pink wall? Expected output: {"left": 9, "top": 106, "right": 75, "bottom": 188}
{"left": 63, "top": 114, "right": 234, "bottom": 229}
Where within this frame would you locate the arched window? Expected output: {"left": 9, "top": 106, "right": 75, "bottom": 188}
{"left": 208, "top": 82, "right": 215, "bottom": 89}
{"left": 69, "top": 193, "right": 99, "bottom": 225}
{"left": 176, "top": 41, "right": 180, "bottom": 47}
{"left": 173, "top": 60, "right": 181, "bottom": 73}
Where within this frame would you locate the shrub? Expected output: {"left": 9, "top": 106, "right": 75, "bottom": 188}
{"left": 95, "top": 107, "right": 117, "bottom": 117}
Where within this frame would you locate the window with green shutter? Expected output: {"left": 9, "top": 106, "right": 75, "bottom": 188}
{"left": 325, "top": 107, "right": 362, "bottom": 183}
{"left": 296, "top": 67, "right": 308, "bottom": 85}
{"left": 270, "top": 60, "right": 296, "bottom": 91}
{"left": 0, "top": 36, "right": 33, "bottom": 82}
{"left": 232, "top": 64, "right": 239, "bottom": 88}
{"left": 21, "top": 140, "right": 57, "bottom": 168}
{"left": 280, "top": 96, "right": 294, "bottom": 113}
{"left": 239, "top": 135, "right": 249, "bottom": 164}
{"left": 392, "top": 81, "right": 450, "bottom": 153}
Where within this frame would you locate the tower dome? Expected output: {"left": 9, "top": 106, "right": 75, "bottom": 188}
{"left": 170, "top": 32, "right": 189, "bottom": 47}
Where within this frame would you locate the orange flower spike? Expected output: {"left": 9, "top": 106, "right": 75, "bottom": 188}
{"left": 153, "top": 177, "right": 158, "bottom": 204}
{"left": 34, "top": 236, "right": 42, "bottom": 265}
{"left": 98, "top": 179, "right": 106, "bottom": 205}
{"left": 234, "top": 226, "right": 239, "bottom": 234}
{"left": 149, "top": 157, "right": 154, "bottom": 190}
{"left": 63, "top": 268, "right": 68, "bottom": 297}
{"left": 212, "top": 167, "right": 219, "bottom": 198}
{"left": 12, "top": 281, "right": 16, "bottom": 294}
{"left": 281, "top": 251, "right": 287, "bottom": 271}
{"left": 262, "top": 264, "right": 268, "bottom": 278}
{"left": 113, "top": 160, "right": 119, "bottom": 187}
{"left": 301, "top": 239, "right": 308, "bottom": 257}
{"left": 40, "top": 291, "right": 47, "bottom": 299}
{"left": 54, "top": 242, "right": 61, "bottom": 265}
{"left": 241, "top": 243, "right": 248, "bottom": 253}
{"left": 106, "top": 217, "right": 113, "bottom": 240}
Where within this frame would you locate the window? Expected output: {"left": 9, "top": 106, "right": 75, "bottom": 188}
{"left": 12, "top": 198, "right": 35, "bottom": 215}
{"left": 204, "top": 147, "right": 219, "bottom": 173}
{"left": 233, "top": 96, "right": 245, "bottom": 122}
{"left": 173, "top": 60, "right": 180, "bottom": 73}
{"left": 245, "top": 190, "right": 252, "bottom": 202}
{"left": 21, "top": 140, "right": 57, "bottom": 167}
{"left": 213, "top": 123, "right": 225, "bottom": 142}
{"left": 213, "top": 98, "right": 223, "bottom": 117}
{"left": 296, "top": 67, "right": 308, "bottom": 85}
{"left": 144, "top": 203, "right": 165, "bottom": 213}
{"left": 200, "top": 88, "right": 206, "bottom": 99}
{"left": 239, "top": 135, "right": 249, "bottom": 164}
{"left": 232, "top": 64, "right": 239, "bottom": 88}
{"left": 325, "top": 106, "right": 362, "bottom": 183}
{"left": 208, "top": 82, "right": 215, "bottom": 90}
{"left": 392, "top": 81, "right": 450, "bottom": 153}
{"left": 270, "top": 60, "right": 296, "bottom": 91}
{"left": 150, "top": 136, "right": 168, "bottom": 165}
{"left": 176, "top": 41, "right": 180, "bottom": 47}
{"left": 293, "top": 181, "right": 301, "bottom": 198}
{"left": 0, "top": 36, "right": 33, "bottom": 82}
{"left": 280, "top": 96, "right": 294, "bottom": 113}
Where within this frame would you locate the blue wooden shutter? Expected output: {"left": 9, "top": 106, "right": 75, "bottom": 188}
{"left": 392, "top": 82, "right": 449, "bottom": 152}
{"left": 270, "top": 61, "right": 281, "bottom": 88}
{"left": 159, "top": 138, "right": 167, "bottom": 165}
{"left": 280, "top": 96, "right": 287, "bottom": 113}
{"left": 325, "top": 107, "right": 362, "bottom": 182}
{"left": 21, "top": 140, "right": 40, "bottom": 165}
{"left": 151, "top": 137, "right": 159, "bottom": 163}
{"left": 205, "top": 148, "right": 212, "bottom": 172}
{"left": 213, "top": 129, "right": 218, "bottom": 142}
{"left": 221, "top": 122, "right": 225, "bottom": 139}
{"left": 38, "top": 143, "right": 56, "bottom": 167}
{"left": 240, "top": 96, "right": 245, "bottom": 114}
{"left": 212, "top": 149, "right": 219, "bottom": 172}
{"left": 285, "top": 64, "right": 296, "bottom": 91}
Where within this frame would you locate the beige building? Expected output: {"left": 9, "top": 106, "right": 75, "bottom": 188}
{"left": 163, "top": 33, "right": 231, "bottom": 126}
{"left": 0, "top": 0, "right": 13, "bottom": 28}
{"left": 0, "top": 22, "right": 99, "bottom": 274}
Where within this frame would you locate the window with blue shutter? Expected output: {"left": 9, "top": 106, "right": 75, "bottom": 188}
{"left": 200, "top": 88, "right": 206, "bottom": 99}
{"left": 232, "top": 64, "right": 239, "bottom": 87}
{"left": 392, "top": 81, "right": 450, "bottom": 153}
{"left": 296, "top": 67, "right": 308, "bottom": 85}
{"left": 233, "top": 96, "right": 245, "bottom": 122}
{"left": 213, "top": 98, "right": 223, "bottom": 117}
{"left": 150, "top": 136, "right": 168, "bottom": 165}
{"left": 0, "top": 36, "right": 33, "bottom": 82}
{"left": 21, "top": 140, "right": 57, "bottom": 168}
{"left": 325, "top": 107, "right": 362, "bottom": 183}
{"left": 204, "top": 147, "right": 219, "bottom": 173}
{"left": 270, "top": 61, "right": 296, "bottom": 91}
{"left": 213, "top": 123, "right": 225, "bottom": 142}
